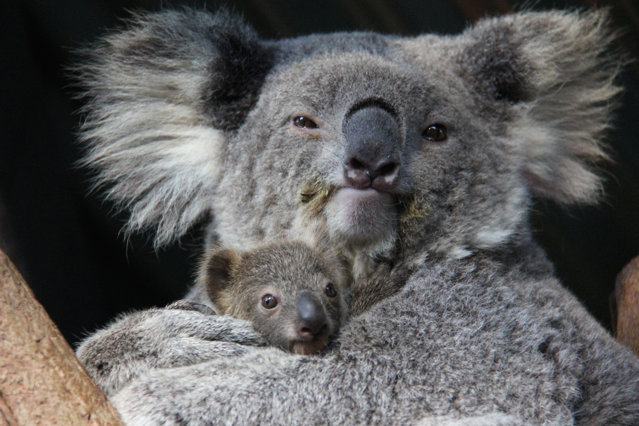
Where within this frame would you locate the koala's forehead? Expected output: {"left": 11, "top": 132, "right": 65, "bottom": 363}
{"left": 237, "top": 243, "right": 334, "bottom": 291}
{"left": 271, "top": 31, "right": 392, "bottom": 60}
{"left": 261, "top": 34, "right": 458, "bottom": 115}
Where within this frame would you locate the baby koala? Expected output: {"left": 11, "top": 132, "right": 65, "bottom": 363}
{"left": 197, "top": 241, "right": 350, "bottom": 355}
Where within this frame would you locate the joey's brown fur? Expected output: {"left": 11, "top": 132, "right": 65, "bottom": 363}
{"left": 197, "top": 241, "right": 349, "bottom": 355}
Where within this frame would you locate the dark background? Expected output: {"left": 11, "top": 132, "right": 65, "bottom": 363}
{"left": 1, "top": 0, "right": 638, "bottom": 346}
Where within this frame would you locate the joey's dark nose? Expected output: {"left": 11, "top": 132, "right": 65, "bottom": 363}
{"left": 343, "top": 105, "right": 401, "bottom": 192}
{"left": 296, "top": 292, "right": 327, "bottom": 337}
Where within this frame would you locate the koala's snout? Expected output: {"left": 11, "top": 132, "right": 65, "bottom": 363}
{"left": 296, "top": 291, "right": 327, "bottom": 337}
{"left": 343, "top": 105, "right": 401, "bottom": 192}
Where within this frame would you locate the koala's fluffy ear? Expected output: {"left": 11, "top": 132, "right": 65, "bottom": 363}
{"left": 198, "top": 247, "right": 241, "bottom": 311}
{"left": 460, "top": 10, "right": 621, "bottom": 204}
{"left": 76, "top": 9, "right": 273, "bottom": 247}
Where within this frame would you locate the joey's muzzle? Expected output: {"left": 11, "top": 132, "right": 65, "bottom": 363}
{"left": 296, "top": 292, "right": 327, "bottom": 337}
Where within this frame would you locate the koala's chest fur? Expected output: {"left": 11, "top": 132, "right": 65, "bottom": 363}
{"left": 299, "top": 254, "right": 582, "bottom": 423}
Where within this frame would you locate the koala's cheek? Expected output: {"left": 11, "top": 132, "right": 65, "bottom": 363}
{"left": 325, "top": 188, "right": 397, "bottom": 243}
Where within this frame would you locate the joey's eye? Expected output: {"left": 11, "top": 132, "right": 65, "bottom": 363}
{"left": 261, "top": 294, "right": 278, "bottom": 309}
{"left": 293, "top": 116, "right": 318, "bottom": 129}
{"left": 324, "top": 283, "right": 337, "bottom": 298}
{"left": 423, "top": 124, "right": 447, "bottom": 142}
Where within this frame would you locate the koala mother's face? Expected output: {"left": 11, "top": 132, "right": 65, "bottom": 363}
{"left": 214, "top": 48, "right": 446, "bottom": 256}
{"left": 80, "top": 10, "right": 616, "bottom": 262}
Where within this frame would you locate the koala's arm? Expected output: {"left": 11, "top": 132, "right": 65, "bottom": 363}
{"left": 578, "top": 343, "right": 639, "bottom": 424}
{"left": 104, "top": 265, "right": 639, "bottom": 425}
{"left": 75, "top": 301, "right": 264, "bottom": 397}
{"left": 562, "top": 296, "right": 639, "bottom": 424}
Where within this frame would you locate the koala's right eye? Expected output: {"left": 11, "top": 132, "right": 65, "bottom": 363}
{"left": 261, "top": 294, "right": 278, "bottom": 309}
{"left": 422, "top": 123, "right": 447, "bottom": 142}
{"left": 324, "top": 283, "right": 337, "bottom": 298}
{"left": 292, "top": 116, "right": 318, "bottom": 129}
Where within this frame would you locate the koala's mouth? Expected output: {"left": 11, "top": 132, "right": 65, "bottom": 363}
{"left": 298, "top": 179, "right": 408, "bottom": 248}
{"left": 327, "top": 187, "right": 399, "bottom": 243}
{"left": 330, "top": 187, "right": 395, "bottom": 223}
{"left": 299, "top": 177, "right": 410, "bottom": 250}
{"left": 300, "top": 180, "right": 400, "bottom": 215}
{"left": 290, "top": 335, "right": 330, "bottom": 355}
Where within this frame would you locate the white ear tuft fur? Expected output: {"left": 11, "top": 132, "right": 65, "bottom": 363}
{"left": 75, "top": 10, "right": 260, "bottom": 247}
{"left": 465, "top": 10, "right": 622, "bottom": 204}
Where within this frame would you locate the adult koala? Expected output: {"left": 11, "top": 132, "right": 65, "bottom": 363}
{"left": 76, "top": 8, "right": 639, "bottom": 424}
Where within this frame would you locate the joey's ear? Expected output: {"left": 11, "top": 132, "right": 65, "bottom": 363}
{"left": 76, "top": 9, "right": 274, "bottom": 247}
{"left": 198, "top": 247, "right": 241, "bottom": 309}
{"left": 459, "top": 10, "right": 622, "bottom": 204}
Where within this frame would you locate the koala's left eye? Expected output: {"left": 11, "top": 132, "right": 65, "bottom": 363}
{"left": 324, "top": 283, "right": 337, "bottom": 298}
{"left": 423, "top": 124, "right": 447, "bottom": 142}
{"left": 293, "top": 116, "right": 319, "bottom": 129}
{"left": 261, "top": 294, "right": 278, "bottom": 309}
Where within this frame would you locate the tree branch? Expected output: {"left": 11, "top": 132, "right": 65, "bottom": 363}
{"left": 0, "top": 249, "right": 122, "bottom": 425}
{"left": 615, "top": 255, "right": 639, "bottom": 356}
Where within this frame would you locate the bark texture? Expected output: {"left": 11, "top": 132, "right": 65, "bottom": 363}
{"left": 0, "top": 249, "right": 122, "bottom": 425}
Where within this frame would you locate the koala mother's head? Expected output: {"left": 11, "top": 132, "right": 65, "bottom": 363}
{"left": 215, "top": 49, "right": 438, "bottom": 261}
{"left": 78, "top": 9, "right": 619, "bottom": 264}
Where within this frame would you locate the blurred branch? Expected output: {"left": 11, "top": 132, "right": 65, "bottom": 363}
{"left": 615, "top": 255, "right": 639, "bottom": 356}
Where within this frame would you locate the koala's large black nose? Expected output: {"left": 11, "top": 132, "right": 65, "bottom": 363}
{"left": 296, "top": 292, "right": 327, "bottom": 337}
{"left": 343, "top": 105, "right": 401, "bottom": 192}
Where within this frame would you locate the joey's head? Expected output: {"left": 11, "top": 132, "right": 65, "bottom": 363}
{"left": 198, "top": 242, "right": 349, "bottom": 355}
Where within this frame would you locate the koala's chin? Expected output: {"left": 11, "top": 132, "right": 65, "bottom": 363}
{"left": 325, "top": 187, "right": 398, "bottom": 248}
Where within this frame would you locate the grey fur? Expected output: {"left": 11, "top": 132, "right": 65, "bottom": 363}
{"left": 75, "top": 8, "right": 639, "bottom": 425}
{"left": 75, "top": 300, "right": 266, "bottom": 398}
